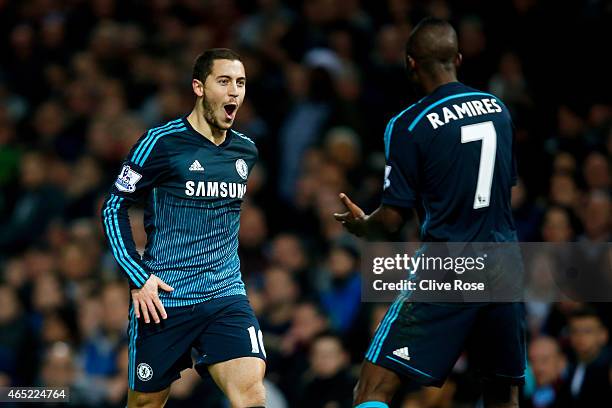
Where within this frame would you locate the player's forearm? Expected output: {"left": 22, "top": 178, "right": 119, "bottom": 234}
{"left": 101, "top": 193, "right": 151, "bottom": 288}
{"left": 360, "top": 205, "right": 406, "bottom": 239}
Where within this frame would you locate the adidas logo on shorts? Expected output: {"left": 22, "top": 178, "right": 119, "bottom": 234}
{"left": 392, "top": 347, "right": 411, "bottom": 361}
{"left": 189, "top": 160, "right": 204, "bottom": 172}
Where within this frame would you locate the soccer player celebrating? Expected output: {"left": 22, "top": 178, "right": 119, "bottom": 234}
{"left": 335, "top": 19, "right": 524, "bottom": 408}
{"left": 102, "top": 49, "right": 266, "bottom": 408}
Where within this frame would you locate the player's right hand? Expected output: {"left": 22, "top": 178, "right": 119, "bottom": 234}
{"left": 334, "top": 193, "right": 367, "bottom": 236}
{"left": 131, "top": 274, "right": 174, "bottom": 324}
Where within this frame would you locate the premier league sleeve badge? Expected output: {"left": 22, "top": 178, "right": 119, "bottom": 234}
{"left": 115, "top": 165, "right": 143, "bottom": 193}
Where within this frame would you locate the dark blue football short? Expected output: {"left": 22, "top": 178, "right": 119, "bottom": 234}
{"left": 127, "top": 294, "right": 266, "bottom": 392}
{"left": 365, "top": 301, "right": 526, "bottom": 387}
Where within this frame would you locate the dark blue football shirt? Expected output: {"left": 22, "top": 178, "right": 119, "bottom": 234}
{"left": 382, "top": 82, "right": 517, "bottom": 242}
{"left": 102, "top": 117, "right": 257, "bottom": 307}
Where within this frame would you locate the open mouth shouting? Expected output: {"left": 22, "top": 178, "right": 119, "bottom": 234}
{"left": 223, "top": 103, "right": 238, "bottom": 121}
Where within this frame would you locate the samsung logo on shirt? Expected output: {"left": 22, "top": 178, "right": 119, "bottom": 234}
{"left": 427, "top": 98, "right": 502, "bottom": 129}
{"left": 185, "top": 181, "right": 247, "bottom": 198}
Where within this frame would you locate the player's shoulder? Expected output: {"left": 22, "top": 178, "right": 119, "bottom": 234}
{"left": 136, "top": 117, "right": 189, "bottom": 146}
{"left": 407, "top": 82, "right": 511, "bottom": 133}
{"left": 383, "top": 99, "right": 428, "bottom": 158}
{"left": 386, "top": 97, "right": 427, "bottom": 132}
{"left": 446, "top": 82, "right": 509, "bottom": 110}
{"left": 383, "top": 97, "right": 428, "bottom": 152}
{"left": 230, "top": 129, "right": 258, "bottom": 156}
{"left": 128, "top": 117, "right": 188, "bottom": 166}
{"left": 231, "top": 128, "right": 256, "bottom": 146}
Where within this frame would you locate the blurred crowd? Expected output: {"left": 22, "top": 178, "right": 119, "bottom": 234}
{"left": 0, "top": 0, "right": 610, "bottom": 407}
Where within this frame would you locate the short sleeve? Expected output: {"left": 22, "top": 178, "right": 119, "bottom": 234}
{"left": 381, "top": 122, "right": 421, "bottom": 208}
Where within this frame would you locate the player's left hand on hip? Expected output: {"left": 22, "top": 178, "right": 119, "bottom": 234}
{"left": 131, "top": 274, "right": 174, "bottom": 324}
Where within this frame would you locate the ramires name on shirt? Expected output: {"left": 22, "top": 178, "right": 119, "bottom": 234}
{"left": 185, "top": 181, "right": 247, "bottom": 198}
{"left": 427, "top": 98, "right": 502, "bottom": 129}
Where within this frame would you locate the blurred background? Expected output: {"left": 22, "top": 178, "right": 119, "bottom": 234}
{"left": 0, "top": 0, "right": 610, "bottom": 407}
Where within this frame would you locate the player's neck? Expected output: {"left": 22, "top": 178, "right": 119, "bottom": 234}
{"left": 420, "top": 72, "right": 458, "bottom": 95}
{"left": 187, "top": 110, "right": 227, "bottom": 146}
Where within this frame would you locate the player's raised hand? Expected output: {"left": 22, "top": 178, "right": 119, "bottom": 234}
{"left": 334, "top": 193, "right": 367, "bottom": 236}
{"left": 131, "top": 275, "right": 174, "bottom": 324}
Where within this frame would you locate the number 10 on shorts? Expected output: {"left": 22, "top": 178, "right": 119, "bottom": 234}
{"left": 247, "top": 326, "right": 266, "bottom": 357}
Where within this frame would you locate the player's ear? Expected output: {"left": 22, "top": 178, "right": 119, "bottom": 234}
{"left": 455, "top": 53, "right": 463, "bottom": 68}
{"left": 192, "top": 79, "right": 204, "bottom": 97}
{"left": 406, "top": 55, "right": 416, "bottom": 71}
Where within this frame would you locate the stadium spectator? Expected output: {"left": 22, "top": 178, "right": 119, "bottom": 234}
{"left": 261, "top": 266, "right": 299, "bottom": 337}
{"left": 579, "top": 191, "right": 611, "bottom": 242}
{"left": 278, "top": 64, "right": 338, "bottom": 203}
{"left": 238, "top": 203, "right": 269, "bottom": 277}
{"left": 582, "top": 151, "right": 610, "bottom": 191}
{"left": 268, "top": 233, "right": 313, "bottom": 292}
{"left": 488, "top": 51, "right": 533, "bottom": 117}
{"left": 277, "top": 301, "right": 329, "bottom": 404}
{"left": 0, "top": 284, "right": 38, "bottom": 385}
{"left": 80, "top": 282, "right": 127, "bottom": 379}
{"left": 548, "top": 173, "right": 580, "bottom": 210}
{"left": 511, "top": 179, "right": 545, "bottom": 241}
{"left": 0, "top": 151, "right": 64, "bottom": 252}
{"left": 39, "top": 342, "right": 92, "bottom": 407}
{"left": 298, "top": 333, "right": 355, "bottom": 408}
{"left": 541, "top": 206, "right": 576, "bottom": 243}
{"left": 522, "top": 336, "right": 568, "bottom": 408}
{"left": 562, "top": 307, "right": 612, "bottom": 406}
{"left": 318, "top": 242, "right": 362, "bottom": 334}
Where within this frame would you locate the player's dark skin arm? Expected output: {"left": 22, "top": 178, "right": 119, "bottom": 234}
{"left": 333, "top": 193, "right": 408, "bottom": 239}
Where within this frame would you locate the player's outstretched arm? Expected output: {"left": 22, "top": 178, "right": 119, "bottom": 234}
{"left": 333, "top": 193, "right": 407, "bottom": 238}
{"left": 131, "top": 274, "right": 174, "bottom": 324}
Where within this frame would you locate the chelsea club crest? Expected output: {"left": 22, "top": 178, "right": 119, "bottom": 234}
{"left": 235, "top": 159, "right": 248, "bottom": 180}
{"left": 137, "top": 363, "right": 153, "bottom": 381}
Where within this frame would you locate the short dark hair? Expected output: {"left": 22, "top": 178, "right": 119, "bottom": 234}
{"left": 312, "top": 330, "right": 348, "bottom": 351}
{"left": 569, "top": 305, "right": 603, "bottom": 324}
{"left": 192, "top": 48, "right": 242, "bottom": 82}
{"left": 406, "top": 17, "right": 458, "bottom": 71}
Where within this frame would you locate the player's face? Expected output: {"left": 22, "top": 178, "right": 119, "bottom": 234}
{"left": 201, "top": 59, "right": 246, "bottom": 130}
